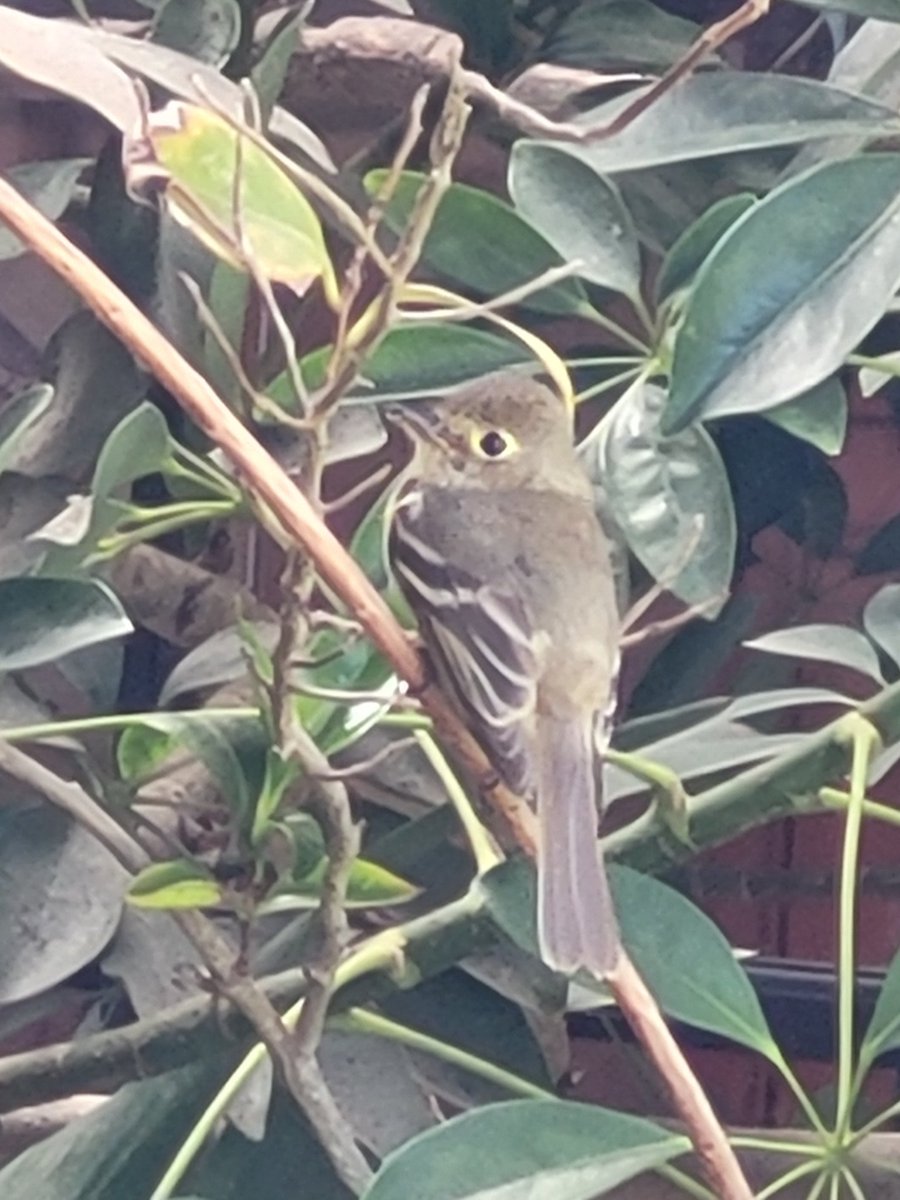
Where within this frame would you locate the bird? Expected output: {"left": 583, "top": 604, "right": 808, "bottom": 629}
{"left": 384, "top": 371, "right": 621, "bottom": 976}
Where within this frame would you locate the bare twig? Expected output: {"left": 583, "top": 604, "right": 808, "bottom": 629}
{"left": 310, "top": 64, "right": 472, "bottom": 420}
{"left": 326, "top": 84, "right": 430, "bottom": 391}
{"left": 620, "top": 594, "right": 726, "bottom": 649}
{"left": 606, "top": 955, "right": 753, "bottom": 1200}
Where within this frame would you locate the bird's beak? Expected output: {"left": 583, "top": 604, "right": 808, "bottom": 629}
{"left": 383, "top": 401, "right": 449, "bottom": 450}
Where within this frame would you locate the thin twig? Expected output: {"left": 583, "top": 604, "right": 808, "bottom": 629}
{"left": 326, "top": 84, "right": 430, "bottom": 389}
{"left": 620, "top": 594, "right": 725, "bottom": 649}
{"left": 309, "top": 63, "right": 472, "bottom": 420}
{"left": 458, "top": 0, "right": 770, "bottom": 145}
{"left": 606, "top": 955, "right": 753, "bottom": 1200}
{"left": 398, "top": 262, "right": 583, "bottom": 323}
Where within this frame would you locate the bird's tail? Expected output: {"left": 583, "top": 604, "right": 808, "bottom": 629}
{"left": 536, "top": 714, "right": 620, "bottom": 977}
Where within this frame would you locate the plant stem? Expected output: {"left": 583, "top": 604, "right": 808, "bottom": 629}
{"left": 753, "top": 1158, "right": 826, "bottom": 1200}
{"left": 0, "top": 708, "right": 260, "bottom": 744}
{"left": 333, "top": 1007, "right": 550, "bottom": 1099}
{"left": 820, "top": 787, "right": 900, "bottom": 830}
{"left": 587, "top": 306, "right": 651, "bottom": 355}
{"left": 835, "top": 716, "right": 881, "bottom": 1142}
{"left": 413, "top": 730, "right": 501, "bottom": 874}
{"left": 769, "top": 1048, "right": 828, "bottom": 1136}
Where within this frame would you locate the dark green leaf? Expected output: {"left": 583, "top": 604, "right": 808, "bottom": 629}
{"left": 0, "top": 159, "right": 90, "bottom": 260}
{"left": 0, "top": 1064, "right": 231, "bottom": 1200}
{"left": 0, "top": 578, "right": 131, "bottom": 670}
{"left": 587, "top": 379, "right": 735, "bottom": 614}
{"left": 611, "top": 866, "right": 776, "bottom": 1055}
{"left": 117, "top": 713, "right": 256, "bottom": 817}
{"left": 562, "top": 75, "right": 900, "bottom": 175}
{"left": 777, "top": 459, "right": 848, "bottom": 559}
{"left": 158, "top": 622, "right": 279, "bottom": 706}
{"left": 745, "top": 624, "right": 884, "bottom": 683}
{"left": 861, "top": 940, "right": 900, "bottom": 1071}
{"left": 92, "top": 402, "right": 172, "bottom": 498}
{"left": 656, "top": 193, "right": 756, "bottom": 302}
{"left": 605, "top": 726, "right": 809, "bottom": 802}
{"left": 863, "top": 584, "right": 900, "bottom": 669}
{"left": 545, "top": 0, "right": 702, "bottom": 71}
{"left": 182, "top": 1083, "right": 352, "bottom": 1200}
{"left": 284, "top": 324, "right": 533, "bottom": 404}
{"left": 764, "top": 377, "right": 848, "bottom": 456}
{"left": 127, "top": 859, "right": 222, "bottom": 909}
{"left": 365, "top": 171, "right": 593, "bottom": 317}
{"left": 666, "top": 155, "right": 900, "bottom": 433}
{"left": 363, "top": 1098, "right": 687, "bottom": 1200}
{"left": 856, "top": 513, "right": 900, "bottom": 575}
{"left": 508, "top": 143, "right": 641, "bottom": 301}
{"left": 251, "top": 10, "right": 306, "bottom": 117}
{"left": 0, "top": 805, "right": 126, "bottom": 1004}
{"left": 150, "top": 0, "right": 240, "bottom": 65}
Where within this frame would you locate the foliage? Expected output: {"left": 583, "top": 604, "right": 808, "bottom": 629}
{"left": 1, "top": 2, "right": 900, "bottom": 1199}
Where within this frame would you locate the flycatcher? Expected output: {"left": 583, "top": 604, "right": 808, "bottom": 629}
{"left": 385, "top": 372, "right": 621, "bottom": 976}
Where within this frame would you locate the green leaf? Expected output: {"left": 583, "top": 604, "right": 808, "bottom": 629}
{"left": 0, "top": 578, "right": 131, "bottom": 670}
{"left": 666, "top": 154, "right": 900, "bottom": 433}
{"left": 266, "top": 856, "right": 419, "bottom": 911}
{"left": 863, "top": 584, "right": 900, "bottom": 670}
{"left": 764, "top": 377, "right": 848, "bottom": 456}
{"left": 251, "top": 9, "right": 306, "bottom": 118}
{"left": 133, "top": 101, "right": 336, "bottom": 299}
{"left": 861, "top": 940, "right": 900, "bottom": 1071}
{"left": 508, "top": 143, "right": 641, "bottom": 302}
{"left": 0, "top": 805, "right": 126, "bottom": 1004}
{"left": 92, "top": 402, "right": 172, "bottom": 498}
{"left": 181, "top": 1082, "right": 352, "bottom": 1199}
{"left": 587, "top": 379, "right": 735, "bottom": 615}
{"left": 656, "top": 193, "right": 756, "bottom": 302}
{"left": 117, "top": 713, "right": 256, "bottom": 817}
{"left": 745, "top": 624, "right": 884, "bottom": 683}
{"left": 0, "top": 159, "right": 90, "bottom": 259}
{"left": 365, "top": 171, "right": 593, "bottom": 317}
{"left": 605, "top": 726, "right": 809, "bottom": 802}
{"left": 251, "top": 748, "right": 298, "bottom": 846}
{"left": 561, "top": 74, "right": 900, "bottom": 175}
{"left": 127, "top": 859, "right": 222, "bottom": 909}
{"left": 855, "top": 513, "right": 900, "bottom": 575}
{"left": 277, "top": 325, "right": 533, "bottom": 406}
{"left": 150, "top": 0, "right": 241, "bottom": 65}
{"left": 545, "top": 0, "right": 702, "bottom": 71}
{"left": 0, "top": 1064, "right": 231, "bottom": 1200}
{"left": 0, "top": 383, "right": 54, "bottom": 476}
{"left": 611, "top": 866, "right": 777, "bottom": 1055}
{"left": 158, "top": 622, "right": 279, "bottom": 706}
{"left": 363, "top": 1098, "right": 687, "bottom": 1200}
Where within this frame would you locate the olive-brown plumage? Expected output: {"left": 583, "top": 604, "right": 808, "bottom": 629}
{"left": 386, "top": 373, "right": 621, "bottom": 975}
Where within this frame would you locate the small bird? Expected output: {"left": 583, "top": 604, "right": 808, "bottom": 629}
{"left": 385, "top": 372, "right": 621, "bottom": 976}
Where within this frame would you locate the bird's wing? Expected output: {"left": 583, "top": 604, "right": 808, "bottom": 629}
{"left": 390, "top": 491, "right": 538, "bottom": 796}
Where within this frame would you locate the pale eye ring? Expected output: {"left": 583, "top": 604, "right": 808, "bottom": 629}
{"left": 479, "top": 430, "right": 508, "bottom": 458}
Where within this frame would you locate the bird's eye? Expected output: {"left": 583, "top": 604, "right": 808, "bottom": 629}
{"left": 479, "top": 430, "right": 508, "bottom": 458}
